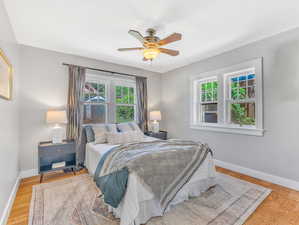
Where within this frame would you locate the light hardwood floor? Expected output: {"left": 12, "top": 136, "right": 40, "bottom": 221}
{"left": 6, "top": 167, "right": 299, "bottom": 225}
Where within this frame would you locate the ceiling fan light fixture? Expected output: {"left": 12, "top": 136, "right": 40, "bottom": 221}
{"left": 143, "top": 48, "right": 160, "bottom": 60}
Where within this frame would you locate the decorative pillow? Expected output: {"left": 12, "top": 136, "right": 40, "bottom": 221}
{"left": 84, "top": 125, "right": 95, "bottom": 143}
{"left": 106, "top": 131, "right": 144, "bottom": 145}
{"left": 117, "top": 122, "right": 143, "bottom": 134}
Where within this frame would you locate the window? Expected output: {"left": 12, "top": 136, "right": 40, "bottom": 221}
{"left": 83, "top": 74, "right": 137, "bottom": 124}
{"left": 191, "top": 58, "right": 263, "bottom": 136}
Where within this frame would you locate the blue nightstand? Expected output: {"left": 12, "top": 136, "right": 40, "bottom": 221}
{"left": 38, "top": 140, "right": 76, "bottom": 182}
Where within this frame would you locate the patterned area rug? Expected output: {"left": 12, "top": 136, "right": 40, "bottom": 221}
{"left": 29, "top": 173, "right": 271, "bottom": 225}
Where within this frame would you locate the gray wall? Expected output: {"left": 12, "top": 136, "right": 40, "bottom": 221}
{"left": 161, "top": 28, "right": 299, "bottom": 182}
{"left": 0, "top": 0, "right": 20, "bottom": 222}
{"left": 19, "top": 45, "right": 162, "bottom": 171}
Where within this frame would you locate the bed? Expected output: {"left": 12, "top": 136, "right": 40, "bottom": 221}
{"left": 85, "top": 136, "right": 216, "bottom": 225}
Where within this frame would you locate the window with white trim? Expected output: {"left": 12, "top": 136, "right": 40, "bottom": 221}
{"left": 83, "top": 74, "right": 137, "bottom": 124}
{"left": 191, "top": 58, "right": 263, "bottom": 136}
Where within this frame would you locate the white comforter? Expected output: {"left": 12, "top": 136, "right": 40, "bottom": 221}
{"left": 85, "top": 137, "right": 216, "bottom": 225}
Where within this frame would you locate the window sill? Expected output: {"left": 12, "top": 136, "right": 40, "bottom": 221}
{"left": 190, "top": 123, "right": 264, "bottom": 136}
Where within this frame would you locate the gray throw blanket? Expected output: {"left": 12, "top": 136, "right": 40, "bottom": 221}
{"left": 94, "top": 139, "right": 212, "bottom": 212}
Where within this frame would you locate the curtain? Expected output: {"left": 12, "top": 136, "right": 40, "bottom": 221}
{"left": 136, "top": 77, "right": 148, "bottom": 132}
{"left": 66, "top": 65, "right": 86, "bottom": 167}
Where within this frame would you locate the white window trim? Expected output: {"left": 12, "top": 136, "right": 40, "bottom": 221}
{"left": 190, "top": 58, "right": 264, "bottom": 136}
{"left": 85, "top": 73, "right": 137, "bottom": 123}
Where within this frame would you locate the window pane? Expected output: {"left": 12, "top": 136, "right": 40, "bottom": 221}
{"left": 115, "top": 86, "right": 132, "bottom": 104}
{"left": 116, "top": 86, "right": 122, "bottom": 103}
{"left": 123, "top": 87, "right": 129, "bottom": 104}
{"left": 129, "top": 87, "right": 134, "bottom": 104}
{"left": 239, "top": 87, "right": 246, "bottom": 99}
{"left": 98, "top": 84, "right": 105, "bottom": 100}
{"left": 83, "top": 104, "right": 106, "bottom": 123}
{"left": 230, "top": 74, "right": 256, "bottom": 100}
{"left": 247, "top": 74, "right": 256, "bottom": 99}
{"left": 200, "top": 80, "right": 218, "bottom": 102}
{"left": 116, "top": 105, "right": 134, "bottom": 123}
{"left": 84, "top": 82, "right": 106, "bottom": 103}
{"left": 248, "top": 86, "right": 255, "bottom": 98}
{"left": 206, "top": 91, "right": 212, "bottom": 101}
{"left": 201, "top": 103, "right": 217, "bottom": 123}
{"left": 213, "top": 81, "right": 218, "bottom": 100}
{"left": 231, "top": 103, "right": 255, "bottom": 125}
{"left": 201, "top": 92, "right": 206, "bottom": 102}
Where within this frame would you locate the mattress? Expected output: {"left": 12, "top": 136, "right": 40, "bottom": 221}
{"left": 85, "top": 137, "right": 216, "bottom": 225}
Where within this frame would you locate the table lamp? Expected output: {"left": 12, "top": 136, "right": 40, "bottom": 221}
{"left": 46, "top": 110, "right": 67, "bottom": 143}
{"left": 150, "top": 111, "right": 161, "bottom": 133}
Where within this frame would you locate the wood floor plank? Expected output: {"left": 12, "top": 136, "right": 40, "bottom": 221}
{"left": 6, "top": 167, "right": 299, "bottom": 225}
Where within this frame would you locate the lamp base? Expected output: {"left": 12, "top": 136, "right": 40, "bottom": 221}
{"left": 51, "top": 125, "right": 64, "bottom": 144}
{"left": 151, "top": 121, "right": 160, "bottom": 133}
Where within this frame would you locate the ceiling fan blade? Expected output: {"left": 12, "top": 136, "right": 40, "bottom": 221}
{"left": 158, "top": 33, "right": 182, "bottom": 46}
{"left": 128, "top": 30, "right": 147, "bottom": 44}
{"left": 159, "top": 48, "right": 179, "bottom": 56}
{"left": 118, "top": 47, "right": 144, "bottom": 51}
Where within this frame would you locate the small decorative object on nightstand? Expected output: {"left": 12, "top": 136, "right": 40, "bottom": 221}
{"left": 145, "top": 130, "right": 167, "bottom": 140}
{"left": 38, "top": 140, "right": 76, "bottom": 182}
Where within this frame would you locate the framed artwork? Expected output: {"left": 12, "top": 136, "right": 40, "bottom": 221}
{"left": 0, "top": 49, "right": 12, "bottom": 100}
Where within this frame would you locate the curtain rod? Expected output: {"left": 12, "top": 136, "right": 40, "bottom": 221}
{"left": 62, "top": 63, "right": 146, "bottom": 79}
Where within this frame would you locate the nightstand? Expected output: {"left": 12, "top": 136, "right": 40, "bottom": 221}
{"left": 145, "top": 131, "right": 168, "bottom": 140}
{"left": 38, "top": 140, "right": 76, "bottom": 182}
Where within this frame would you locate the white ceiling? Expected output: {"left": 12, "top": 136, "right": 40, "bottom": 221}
{"left": 3, "top": 0, "right": 299, "bottom": 73}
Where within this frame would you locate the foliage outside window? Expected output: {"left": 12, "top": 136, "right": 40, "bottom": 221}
{"left": 191, "top": 58, "right": 263, "bottom": 136}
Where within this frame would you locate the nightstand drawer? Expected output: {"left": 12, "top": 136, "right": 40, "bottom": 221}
{"left": 39, "top": 144, "right": 74, "bottom": 156}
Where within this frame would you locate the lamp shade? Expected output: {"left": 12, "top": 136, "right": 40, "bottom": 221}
{"left": 150, "top": 111, "right": 161, "bottom": 121}
{"left": 46, "top": 110, "right": 67, "bottom": 124}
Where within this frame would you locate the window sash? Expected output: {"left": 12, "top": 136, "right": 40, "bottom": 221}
{"left": 84, "top": 74, "right": 137, "bottom": 124}
{"left": 83, "top": 102, "right": 108, "bottom": 123}
{"left": 225, "top": 68, "right": 257, "bottom": 127}
{"left": 195, "top": 77, "right": 218, "bottom": 124}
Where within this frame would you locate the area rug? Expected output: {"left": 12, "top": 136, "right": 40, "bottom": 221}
{"left": 29, "top": 173, "right": 271, "bottom": 225}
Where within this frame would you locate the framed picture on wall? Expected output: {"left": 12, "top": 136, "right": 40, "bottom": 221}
{"left": 0, "top": 49, "right": 12, "bottom": 100}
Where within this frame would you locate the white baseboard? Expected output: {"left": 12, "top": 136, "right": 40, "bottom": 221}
{"left": 0, "top": 168, "right": 38, "bottom": 225}
{"left": 215, "top": 159, "right": 299, "bottom": 191}
{"left": 19, "top": 169, "right": 38, "bottom": 179}
{"left": 0, "top": 176, "right": 20, "bottom": 225}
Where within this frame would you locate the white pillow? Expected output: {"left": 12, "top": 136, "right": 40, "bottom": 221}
{"left": 106, "top": 131, "right": 144, "bottom": 145}
{"left": 91, "top": 124, "right": 117, "bottom": 133}
{"left": 92, "top": 124, "right": 117, "bottom": 144}
{"left": 117, "top": 122, "right": 143, "bottom": 134}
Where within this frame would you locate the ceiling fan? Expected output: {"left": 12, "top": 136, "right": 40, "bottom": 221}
{"left": 118, "top": 28, "right": 182, "bottom": 61}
